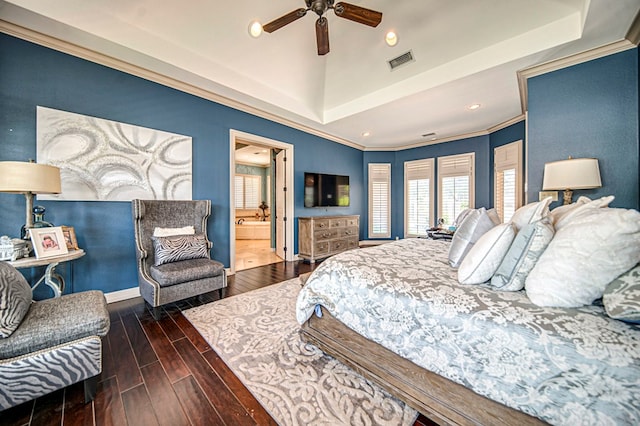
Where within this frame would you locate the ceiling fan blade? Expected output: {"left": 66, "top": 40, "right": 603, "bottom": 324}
{"left": 316, "top": 17, "right": 329, "bottom": 55}
{"left": 333, "top": 2, "right": 382, "bottom": 27}
{"left": 263, "top": 8, "right": 307, "bottom": 33}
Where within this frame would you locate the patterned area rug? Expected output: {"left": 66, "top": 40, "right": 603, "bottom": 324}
{"left": 183, "top": 278, "right": 418, "bottom": 426}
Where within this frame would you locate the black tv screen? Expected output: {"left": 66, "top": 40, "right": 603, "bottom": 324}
{"left": 304, "top": 172, "right": 350, "bottom": 207}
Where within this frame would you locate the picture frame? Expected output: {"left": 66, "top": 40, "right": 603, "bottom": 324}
{"left": 30, "top": 227, "right": 69, "bottom": 259}
{"left": 61, "top": 226, "right": 79, "bottom": 250}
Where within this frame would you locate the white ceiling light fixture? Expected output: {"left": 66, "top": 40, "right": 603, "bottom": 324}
{"left": 249, "top": 21, "right": 263, "bottom": 38}
{"left": 467, "top": 103, "right": 481, "bottom": 110}
{"left": 361, "top": 131, "right": 371, "bottom": 137}
{"left": 385, "top": 31, "right": 398, "bottom": 47}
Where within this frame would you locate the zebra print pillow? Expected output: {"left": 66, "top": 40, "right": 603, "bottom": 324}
{"left": 152, "top": 233, "right": 209, "bottom": 266}
{"left": 0, "top": 263, "right": 32, "bottom": 338}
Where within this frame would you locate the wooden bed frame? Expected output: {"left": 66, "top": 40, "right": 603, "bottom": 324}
{"left": 300, "top": 307, "right": 547, "bottom": 426}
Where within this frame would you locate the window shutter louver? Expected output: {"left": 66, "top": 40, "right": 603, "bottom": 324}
{"left": 494, "top": 141, "right": 522, "bottom": 222}
{"left": 405, "top": 158, "right": 434, "bottom": 237}
{"left": 438, "top": 153, "right": 475, "bottom": 226}
{"left": 369, "top": 163, "right": 391, "bottom": 238}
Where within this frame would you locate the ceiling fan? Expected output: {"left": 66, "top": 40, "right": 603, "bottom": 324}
{"left": 262, "top": 0, "right": 383, "bottom": 55}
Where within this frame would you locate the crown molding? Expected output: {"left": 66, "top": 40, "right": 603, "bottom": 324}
{"left": 626, "top": 8, "right": 640, "bottom": 45}
{"left": 517, "top": 39, "right": 636, "bottom": 113}
{"left": 487, "top": 114, "right": 526, "bottom": 134}
{"left": 0, "top": 20, "right": 365, "bottom": 152}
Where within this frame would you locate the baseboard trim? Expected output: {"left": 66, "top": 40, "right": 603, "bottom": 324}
{"left": 104, "top": 287, "right": 140, "bottom": 304}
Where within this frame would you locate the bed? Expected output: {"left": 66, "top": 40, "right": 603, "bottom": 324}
{"left": 296, "top": 238, "right": 640, "bottom": 425}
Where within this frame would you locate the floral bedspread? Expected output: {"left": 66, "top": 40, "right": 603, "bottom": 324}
{"left": 296, "top": 238, "right": 640, "bottom": 425}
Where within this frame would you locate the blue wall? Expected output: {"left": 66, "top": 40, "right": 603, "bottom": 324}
{"left": 0, "top": 34, "right": 364, "bottom": 296}
{"left": 528, "top": 48, "right": 639, "bottom": 209}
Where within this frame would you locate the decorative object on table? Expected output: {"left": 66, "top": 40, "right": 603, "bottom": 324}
{"left": 0, "top": 236, "right": 30, "bottom": 261}
{"left": 21, "top": 205, "right": 54, "bottom": 239}
{"left": 61, "top": 226, "right": 79, "bottom": 250}
{"left": 37, "top": 106, "right": 193, "bottom": 201}
{"left": 29, "top": 226, "right": 68, "bottom": 259}
{"left": 258, "top": 201, "right": 269, "bottom": 221}
{"left": 542, "top": 157, "right": 602, "bottom": 205}
{"left": 0, "top": 160, "right": 61, "bottom": 239}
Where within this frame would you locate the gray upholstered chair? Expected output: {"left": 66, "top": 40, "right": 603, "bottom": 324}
{"left": 0, "top": 262, "right": 110, "bottom": 410}
{"left": 131, "top": 199, "right": 227, "bottom": 317}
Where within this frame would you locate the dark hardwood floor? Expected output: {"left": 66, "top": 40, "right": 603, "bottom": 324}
{"left": 2, "top": 260, "right": 435, "bottom": 426}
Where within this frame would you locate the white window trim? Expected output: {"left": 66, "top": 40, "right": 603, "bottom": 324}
{"left": 368, "top": 163, "right": 391, "bottom": 239}
{"left": 494, "top": 140, "right": 523, "bottom": 222}
{"left": 235, "top": 173, "right": 262, "bottom": 209}
{"left": 404, "top": 158, "right": 435, "bottom": 238}
{"left": 437, "top": 152, "right": 475, "bottom": 226}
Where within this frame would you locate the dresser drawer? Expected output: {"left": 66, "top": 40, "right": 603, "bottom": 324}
{"left": 313, "top": 219, "right": 331, "bottom": 230}
{"left": 314, "top": 228, "right": 338, "bottom": 241}
{"left": 346, "top": 237, "right": 360, "bottom": 249}
{"left": 314, "top": 241, "right": 330, "bottom": 255}
{"left": 346, "top": 217, "right": 359, "bottom": 227}
{"left": 330, "top": 218, "right": 347, "bottom": 228}
{"left": 340, "top": 226, "right": 358, "bottom": 238}
{"left": 329, "top": 239, "right": 349, "bottom": 253}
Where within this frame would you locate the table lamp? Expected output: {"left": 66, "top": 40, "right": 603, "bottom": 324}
{"left": 0, "top": 161, "right": 61, "bottom": 236}
{"left": 542, "top": 157, "right": 602, "bottom": 205}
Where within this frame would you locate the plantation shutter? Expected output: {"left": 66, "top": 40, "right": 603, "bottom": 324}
{"left": 438, "top": 153, "right": 475, "bottom": 226}
{"left": 235, "top": 174, "right": 261, "bottom": 209}
{"left": 368, "top": 163, "right": 391, "bottom": 238}
{"left": 405, "top": 158, "right": 434, "bottom": 237}
{"left": 494, "top": 140, "right": 522, "bottom": 222}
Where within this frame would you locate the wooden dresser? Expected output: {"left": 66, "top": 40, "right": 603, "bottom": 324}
{"left": 298, "top": 215, "right": 360, "bottom": 263}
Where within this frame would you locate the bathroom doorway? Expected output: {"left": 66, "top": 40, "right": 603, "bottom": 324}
{"left": 229, "top": 130, "right": 294, "bottom": 274}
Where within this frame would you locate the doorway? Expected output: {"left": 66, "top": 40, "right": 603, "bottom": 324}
{"left": 229, "top": 130, "right": 294, "bottom": 274}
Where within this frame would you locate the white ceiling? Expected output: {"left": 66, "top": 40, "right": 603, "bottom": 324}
{"left": 1, "top": 0, "right": 639, "bottom": 150}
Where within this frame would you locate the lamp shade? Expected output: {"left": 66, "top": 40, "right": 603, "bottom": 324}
{"left": 0, "top": 161, "right": 61, "bottom": 194}
{"left": 542, "top": 158, "right": 602, "bottom": 190}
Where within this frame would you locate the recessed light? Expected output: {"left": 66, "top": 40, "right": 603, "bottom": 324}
{"left": 362, "top": 131, "right": 371, "bottom": 137}
{"left": 385, "top": 31, "right": 398, "bottom": 47}
{"left": 249, "top": 21, "right": 263, "bottom": 38}
{"left": 467, "top": 103, "right": 481, "bottom": 110}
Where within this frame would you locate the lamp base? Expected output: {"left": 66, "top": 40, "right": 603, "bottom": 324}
{"left": 562, "top": 189, "right": 573, "bottom": 205}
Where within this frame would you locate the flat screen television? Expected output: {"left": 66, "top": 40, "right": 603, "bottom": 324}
{"left": 304, "top": 172, "right": 350, "bottom": 207}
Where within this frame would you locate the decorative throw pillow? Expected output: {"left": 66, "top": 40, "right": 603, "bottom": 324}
{"left": 152, "top": 233, "right": 209, "bottom": 266}
{"left": 448, "top": 208, "right": 497, "bottom": 268}
{"left": 553, "top": 195, "right": 615, "bottom": 231}
{"left": 547, "top": 196, "right": 591, "bottom": 225}
{"left": 0, "top": 262, "right": 32, "bottom": 338}
{"left": 526, "top": 207, "right": 640, "bottom": 308}
{"left": 153, "top": 226, "right": 196, "bottom": 237}
{"left": 602, "top": 264, "right": 640, "bottom": 323}
{"left": 509, "top": 197, "right": 552, "bottom": 231}
{"left": 487, "top": 208, "right": 501, "bottom": 226}
{"left": 454, "top": 208, "right": 472, "bottom": 227}
{"left": 458, "top": 223, "right": 516, "bottom": 285}
{"left": 491, "top": 217, "right": 555, "bottom": 291}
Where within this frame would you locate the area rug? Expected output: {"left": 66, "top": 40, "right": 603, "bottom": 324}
{"left": 183, "top": 278, "right": 418, "bottom": 426}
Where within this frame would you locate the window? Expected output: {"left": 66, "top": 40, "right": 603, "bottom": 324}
{"left": 235, "top": 174, "right": 261, "bottom": 209}
{"left": 368, "top": 163, "right": 391, "bottom": 238}
{"left": 404, "top": 158, "right": 434, "bottom": 237}
{"left": 438, "top": 153, "right": 475, "bottom": 226}
{"left": 494, "top": 140, "right": 523, "bottom": 222}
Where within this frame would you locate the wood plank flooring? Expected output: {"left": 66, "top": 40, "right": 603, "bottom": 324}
{"left": 1, "top": 260, "right": 435, "bottom": 426}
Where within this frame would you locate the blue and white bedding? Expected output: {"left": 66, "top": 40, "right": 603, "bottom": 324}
{"left": 296, "top": 238, "right": 640, "bottom": 425}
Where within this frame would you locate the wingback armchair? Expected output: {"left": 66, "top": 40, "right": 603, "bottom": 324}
{"left": 132, "top": 200, "right": 227, "bottom": 316}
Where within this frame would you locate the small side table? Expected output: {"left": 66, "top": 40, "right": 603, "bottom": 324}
{"left": 8, "top": 249, "right": 85, "bottom": 297}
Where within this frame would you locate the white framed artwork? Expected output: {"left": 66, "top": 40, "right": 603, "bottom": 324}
{"left": 37, "top": 106, "right": 192, "bottom": 201}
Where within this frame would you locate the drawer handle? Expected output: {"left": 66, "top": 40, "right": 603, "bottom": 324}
{"left": 345, "top": 231, "right": 351, "bottom": 235}
{"left": 318, "top": 223, "right": 325, "bottom": 228}
{"left": 322, "top": 232, "right": 331, "bottom": 238}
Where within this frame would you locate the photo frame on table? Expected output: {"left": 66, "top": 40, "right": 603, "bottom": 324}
{"left": 61, "top": 226, "right": 79, "bottom": 250}
{"left": 30, "top": 227, "right": 69, "bottom": 259}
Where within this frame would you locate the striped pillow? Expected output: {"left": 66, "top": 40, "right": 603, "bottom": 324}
{"left": 152, "top": 233, "right": 209, "bottom": 266}
{"left": 0, "top": 262, "right": 32, "bottom": 338}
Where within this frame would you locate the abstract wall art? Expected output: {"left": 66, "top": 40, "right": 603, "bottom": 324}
{"left": 37, "top": 106, "right": 192, "bottom": 201}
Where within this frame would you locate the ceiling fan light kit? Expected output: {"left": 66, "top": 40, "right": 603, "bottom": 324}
{"left": 262, "top": 0, "right": 382, "bottom": 55}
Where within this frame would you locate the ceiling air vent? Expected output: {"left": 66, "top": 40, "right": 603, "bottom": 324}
{"left": 388, "top": 50, "right": 414, "bottom": 70}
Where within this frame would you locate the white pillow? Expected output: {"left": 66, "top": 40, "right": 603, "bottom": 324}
{"left": 448, "top": 208, "right": 496, "bottom": 268}
{"left": 526, "top": 207, "right": 640, "bottom": 308}
{"left": 553, "top": 195, "right": 614, "bottom": 231}
{"left": 509, "top": 197, "right": 552, "bottom": 231}
{"left": 491, "top": 218, "right": 554, "bottom": 291}
{"left": 458, "top": 223, "right": 516, "bottom": 285}
{"left": 487, "top": 208, "right": 501, "bottom": 225}
{"left": 153, "top": 226, "right": 196, "bottom": 237}
{"left": 547, "top": 196, "right": 591, "bottom": 225}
